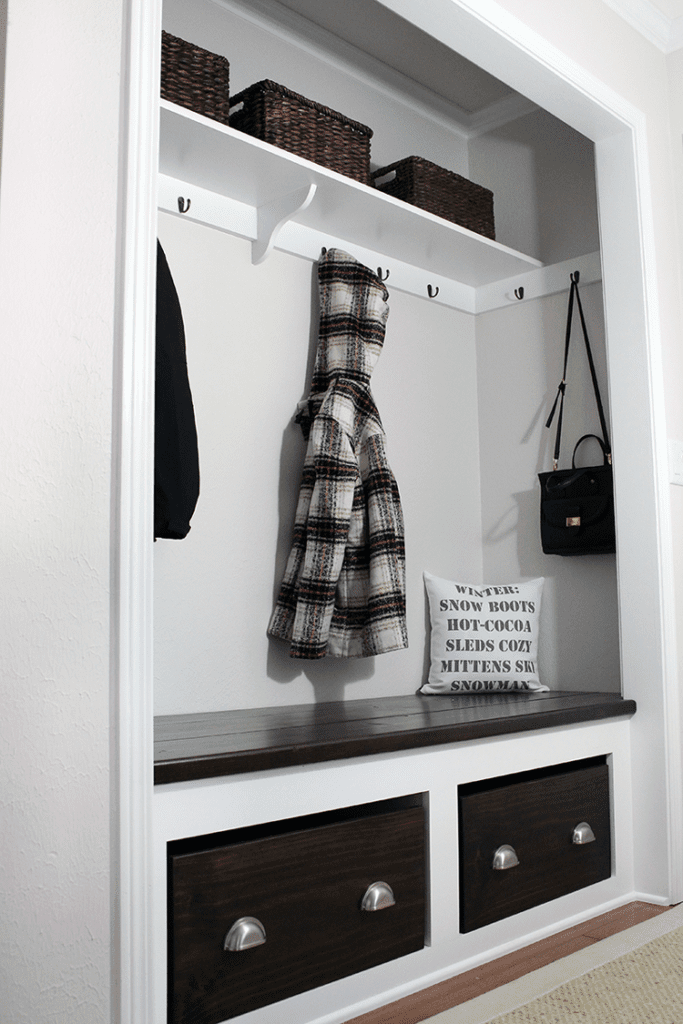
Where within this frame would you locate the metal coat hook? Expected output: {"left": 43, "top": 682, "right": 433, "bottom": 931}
{"left": 514, "top": 287, "right": 524, "bottom": 300}
{"left": 177, "top": 197, "right": 191, "bottom": 213}
{"left": 377, "top": 267, "right": 390, "bottom": 281}
{"left": 571, "top": 270, "right": 580, "bottom": 283}
{"left": 427, "top": 284, "right": 439, "bottom": 299}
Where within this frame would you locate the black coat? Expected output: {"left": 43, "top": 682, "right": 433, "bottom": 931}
{"left": 154, "top": 241, "right": 200, "bottom": 539}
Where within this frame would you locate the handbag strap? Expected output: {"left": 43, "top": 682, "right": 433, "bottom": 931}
{"left": 545, "top": 273, "right": 612, "bottom": 470}
{"left": 543, "top": 436, "right": 611, "bottom": 495}
{"left": 571, "top": 433, "right": 610, "bottom": 469}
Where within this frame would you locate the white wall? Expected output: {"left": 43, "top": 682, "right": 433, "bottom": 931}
{"left": 154, "top": 215, "right": 481, "bottom": 713}
{"left": 0, "top": 0, "right": 122, "bottom": 1020}
{"left": 665, "top": 44, "right": 683, "bottom": 834}
{"left": 476, "top": 283, "right": 620, "bottom": 692}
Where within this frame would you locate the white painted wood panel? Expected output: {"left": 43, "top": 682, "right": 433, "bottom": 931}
{"left": 153, "top": 718, "right": 635, "bottom": 1024}
{"left": 159, "top": 104, "right": 542, "bottom": 289}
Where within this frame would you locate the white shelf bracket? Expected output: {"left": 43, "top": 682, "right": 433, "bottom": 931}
{"left": 252, "top": 183, "right": 317, "bottom": 265}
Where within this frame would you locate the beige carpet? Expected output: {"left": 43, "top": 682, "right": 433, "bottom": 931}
{"left": 425, "top": 903, "right": 683, "bottom": 1024}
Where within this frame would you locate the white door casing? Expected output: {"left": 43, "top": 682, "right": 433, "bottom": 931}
{"left": 113, "top": 0, "right": 683, "bottom": 1019}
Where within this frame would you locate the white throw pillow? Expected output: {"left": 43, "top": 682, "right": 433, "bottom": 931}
{"left": 421, "top": 572, "right": 547, "bottom": 694}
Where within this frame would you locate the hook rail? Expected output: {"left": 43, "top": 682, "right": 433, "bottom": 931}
{"left": 158, "top": 176, "right": 600, "bottom": 313}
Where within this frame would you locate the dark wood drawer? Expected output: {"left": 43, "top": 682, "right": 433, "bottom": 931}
{"left": 459, "top": 758, "right": 611, "bottom": 932}
{"left": 168, "top": 802, "right": 426, "bottom": 1024}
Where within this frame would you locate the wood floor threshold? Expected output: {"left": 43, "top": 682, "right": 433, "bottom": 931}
{"left": 344, "top": 901, "right": 674, "bottom": 1024}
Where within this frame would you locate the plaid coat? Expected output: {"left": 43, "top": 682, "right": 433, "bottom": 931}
{"left": 268, "top": 249, "right": 408, "bottom": 659}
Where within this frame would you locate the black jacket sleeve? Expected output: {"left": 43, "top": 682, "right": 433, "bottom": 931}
{"left": 154, "top": 240, "right": 200, "bottom": 539}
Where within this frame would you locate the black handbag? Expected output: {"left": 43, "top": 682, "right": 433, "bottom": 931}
{"left": 538, "top": 273, "right": 615, "bottom": 556}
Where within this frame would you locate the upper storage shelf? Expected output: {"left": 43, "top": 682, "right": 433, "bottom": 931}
{"left": 158, "top": 100, "right": 557, "bottom": 310}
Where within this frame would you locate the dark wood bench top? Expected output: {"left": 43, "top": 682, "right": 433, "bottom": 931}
{"left": 154, "top": 691, "right": 635, "bottom": 784}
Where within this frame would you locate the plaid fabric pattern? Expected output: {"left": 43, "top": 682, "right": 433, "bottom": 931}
{"left": 268, "top": 249, "right": 408, "bottom": 659}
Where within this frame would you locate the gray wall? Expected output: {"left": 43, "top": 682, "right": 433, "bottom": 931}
{"left": 154, "top": 221, "right": 620, "bottom": 712}
{"left": 476, "top": 282, "right": 620, "bottom": 692}
{"left": 469, "top": 108, "right": 601, "bottom": 264}
{"left": 155, "top": 216, "right": 481, "bottom": 712}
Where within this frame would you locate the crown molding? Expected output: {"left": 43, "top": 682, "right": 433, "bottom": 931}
{"left": 670, "top": 15, "right": 683, "bottom": 50}
{"left": 601, "top": 0, "right": 683, "bottom": 52}
{"left": 466, "top": 93, "right": 538, "bottom": 137}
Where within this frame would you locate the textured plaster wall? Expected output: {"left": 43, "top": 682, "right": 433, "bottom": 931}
{"left": 0, "top": 0, "right": 122, "bottom": 1019}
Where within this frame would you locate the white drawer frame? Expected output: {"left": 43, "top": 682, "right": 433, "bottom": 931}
{"left": 153, "top": 717, "right": 643, "bottom": 1024}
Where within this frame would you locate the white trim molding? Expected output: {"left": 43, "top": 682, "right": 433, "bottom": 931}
{"left": 113, "top": 0, "right": 161, "bottom": 1020}
{"left": 671, "top": 16, "right": 683, "bottom": 50}
{"left": 601, "top": 0, "right": 683, "bottom": 52}
{"left": 466, "top": 93, "right": 538, "bottom": 138}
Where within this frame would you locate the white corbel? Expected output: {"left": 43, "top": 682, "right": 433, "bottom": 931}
{"left": 252, "top": 183, "right": 317, "bottom": 265}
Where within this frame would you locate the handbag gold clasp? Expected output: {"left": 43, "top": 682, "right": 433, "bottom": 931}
{"left": 566, "top": 516, "right": 581, "bottom": 527}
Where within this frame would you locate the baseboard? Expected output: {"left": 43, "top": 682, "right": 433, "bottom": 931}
{"left": 308, "top": 892, "right": 659, "bottom": 1024}
{"left": 629, "top": 890, "right": 673, "bottom": 905}
{"left": 425, "top": 901, "right": 683, "bottom": 1024}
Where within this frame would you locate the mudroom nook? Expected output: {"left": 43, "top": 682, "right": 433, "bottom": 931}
{"left": 140, "top": 1, "right": 676, "bottom": 1022}
{"left": 8, "top": 1, "right": 683, "bottom": 1023}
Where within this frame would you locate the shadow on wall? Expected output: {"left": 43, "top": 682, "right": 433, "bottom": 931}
{"left": 484, "top": 487, "right": 620, "bottom": 693}
{"left": 267, "top": 642, "right": 376, "bottom": 701}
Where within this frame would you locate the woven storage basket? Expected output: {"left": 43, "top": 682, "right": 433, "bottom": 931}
{"left": 161, "top": 31, "right": 230, "bottom": 126}
{"left": 229, "top": 79, "right": 373, "bottom": 185}
{"left": 372, "top": 156, "right": 495, "bottom": 239}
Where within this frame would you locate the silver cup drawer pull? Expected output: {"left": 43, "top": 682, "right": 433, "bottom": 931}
{"left": 572, "top": 821, "right": 596, "bottom": 844}
{"left": 224, "top": 916, "right": 266, "bottom": 952}
{"left": 492, "top": 844, "right": 520, "bottom": 870}
{"left": 361, "top": 881, "right": 396, "bottom": 911}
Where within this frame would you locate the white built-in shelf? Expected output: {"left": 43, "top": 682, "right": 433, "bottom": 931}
{"left": 158, "top": 100, "right": 600, "bottom": 312}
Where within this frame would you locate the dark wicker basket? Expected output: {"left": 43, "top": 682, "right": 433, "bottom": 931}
{"left": 161, "top": 31, "right": 230, "bottom": 126}
{"left": 372, "top": 156, "right": 495, "bottom": 239}
{"left": 229, "top": 80, "right": 373, "bottom": 185}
